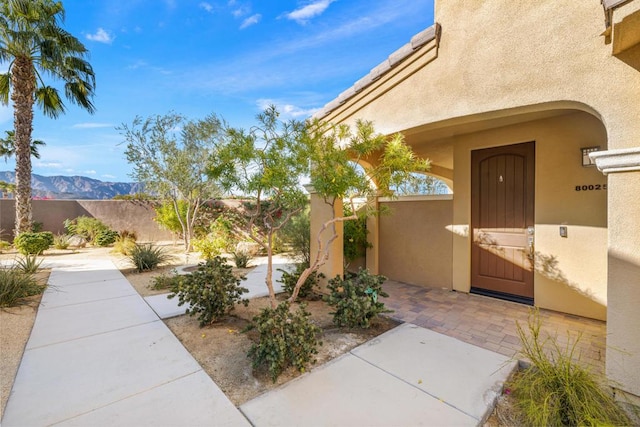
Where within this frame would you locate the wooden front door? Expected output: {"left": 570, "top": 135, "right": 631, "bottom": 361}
{"left": 471, "top": 142, "right": 535, "bottom": 303}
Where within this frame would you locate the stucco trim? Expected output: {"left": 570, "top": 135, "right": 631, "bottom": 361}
{"left": 378, "top": 194, "right": 453, "bottom": 203}
{"left": 603, "top": 0, "right": 633, "bottom": 10}
{"left": 313, "top": 23, "right": 440, "bottom": 120}
{"left": 590, "top": 147, "right": 640, "bottom": 174}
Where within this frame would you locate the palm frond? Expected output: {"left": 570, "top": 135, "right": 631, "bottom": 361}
{"left": 35, "top": 85, "right": 64, "bottom": 118}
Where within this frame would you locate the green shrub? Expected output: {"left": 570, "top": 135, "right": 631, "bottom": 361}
{"left": 0, "top": 240, "right": 11, "bottom": 252}
{"left": 64, "top": 216, "right": 113, "bottom": 244}
{"left": 232, "top": 250, "right": 252, "bottom": 268}
{"left": 509, "top": 310, "right": 630, "bottom": 426}
{"left": 168, "top": 257, "right": 248, "bottom": 326}
{"left": 150, "top": 271, "right": 183, "bottom": 290}
{"left": 192, "top": 235, "right": 226, "bottom": 260}
{"left": 13, "top": 232, "right": 53, "bottom": 255}
{"left": 325, "top": 269, "right": 391, "bottom": 328}
{"left": 343, "top": 205, "right": 372, "bottom": 268}
{"left": 94, "top": 229, "right": 119, "bottom": 247}
{"left": 154, "top": 200, "right": 188, "bottom": 236}
{"left": 52, "top": 234, "right": 70, "bottom": 250}
{"left": 0, "top": 267, "right": 44, "bottom": 307}
{"left": 15, "top": 255, "right": 42, "bottom": 275}
{"left": 278, "top": 263, "right": 324, "bottom": 300}
{"left": 246, "top": 301, "right": 321, "bottom": 382}
{"left": 112, "top": 233, "right": 137, "bottom": 255}
{"left": 279, "top": 207, "right": 311, "bottom": 264}
{"left": 127, "top": 243, "right": 173, "bottom": 272}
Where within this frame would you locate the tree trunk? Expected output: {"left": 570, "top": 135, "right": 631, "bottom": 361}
{"left": 11, "top": 57, "right": 36, "bottom": 235}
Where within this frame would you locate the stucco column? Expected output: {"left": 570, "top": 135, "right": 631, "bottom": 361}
{"left": 591, "top": 148, "right": 640, "bottom": 404}
{"left": 365, "top": 195, "right": 380, "bottom": 275}
{"left": 306, "top": 186, "right": 343, "bottom": 287}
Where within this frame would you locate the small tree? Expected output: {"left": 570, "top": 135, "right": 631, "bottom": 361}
{"left": 211, "top": 107, "right": 430, "bottom": 306}
{"left": 290, "top": 118, "right": 431, "bottom": 301}
{"left": 120, "top": 113, "right": 223, "bottom": 251}
{"left": 209, "top": 106, "right": 308, "bottom": 308}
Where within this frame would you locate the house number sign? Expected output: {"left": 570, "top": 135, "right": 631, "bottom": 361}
{"left": 575, "top": 184, "right": 607, "bottom": 191}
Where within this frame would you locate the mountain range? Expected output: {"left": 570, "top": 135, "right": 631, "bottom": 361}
{"left": 0, "top": 171, "right": 142, "bottom": 200}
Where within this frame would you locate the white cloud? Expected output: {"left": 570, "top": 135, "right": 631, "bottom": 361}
{"left": 256, "top": 99, "right": 319, "bottom": 119}
{"left": 285, "top": 0, "right": 336, "bottom": 24}
{"left": 84, "top": 170, "right": 97, "bottom": 175}
{"left": 86, "top": 28, "right": 115, "bottom": 44}
{"left": 72, "top": 123, "right": 113, "bottom": 129}
{"left": 35, "top": 162, "right": 63, "bottom": 168}
{"left": 240, "top": 14, "right": 261, "bottom": 29}
{"left": 102, "top": 174, "right": 116, "bottom": 179}
{"left": 232, "top": 6, "right": 250, "bottom": 17}
{"left": 199, "top": 2, "right": 213, "bottom": 13}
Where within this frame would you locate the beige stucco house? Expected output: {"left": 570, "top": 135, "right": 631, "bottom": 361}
{"left": 310, "top": 0, "right": 640, "bottom": 405}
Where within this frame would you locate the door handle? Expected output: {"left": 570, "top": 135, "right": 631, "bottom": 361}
{"left": 527, "top": 226, "right": 535, "bottom": 261}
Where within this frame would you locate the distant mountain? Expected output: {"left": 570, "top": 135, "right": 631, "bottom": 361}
{"left": 0, "top": 171, "right": 143, "bottom": 200}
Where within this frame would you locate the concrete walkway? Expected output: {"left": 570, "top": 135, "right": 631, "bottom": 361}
{"left": 1, "top": 258, "right": 249, "bottom": 427}
{"left": 2, "top": 257, "right": 517, "bottom": 426}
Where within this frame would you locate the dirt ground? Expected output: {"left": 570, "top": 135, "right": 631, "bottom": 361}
{"left": 120, "top": 254, "right": 399, "bottom": 406}
{"left": 0, "top": 270, "right": 49, "bottom": 420}
{"left": 0, "top": 244, "right": 399, "bottom": 416}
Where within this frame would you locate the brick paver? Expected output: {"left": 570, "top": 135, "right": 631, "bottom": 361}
{"left": 383, "top": 280, "right": 606, "bottom": 374}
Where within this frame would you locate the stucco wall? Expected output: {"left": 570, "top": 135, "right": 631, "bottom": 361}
{"left": 325, "top": 0, "right": 640, "bottom": 152}
{"left": 378, "top": 197, "right": 453, "bottom": 288}
{"left": 0, "top": 200, "right": 172, "bottom": 241}
{"left": 607, "top": 171, "right": 640, "bottom": 398}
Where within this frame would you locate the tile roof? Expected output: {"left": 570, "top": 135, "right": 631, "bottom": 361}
{"left": 313, "top": 23, "right": 440, "bottom": 120}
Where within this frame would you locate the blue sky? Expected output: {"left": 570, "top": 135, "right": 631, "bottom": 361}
{"left": 1, "top": 0, "right": 434, "bottom": 182}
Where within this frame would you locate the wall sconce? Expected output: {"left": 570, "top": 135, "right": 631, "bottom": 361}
{"left": 581, "top": 146, "right": 600, "bottom": 167}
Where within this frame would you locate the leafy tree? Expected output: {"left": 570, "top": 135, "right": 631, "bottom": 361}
{"left": 210, "top": 107, "right": 429, "bottom": 306}
{"left": 393, "top": 171, "right": 450, "bottom": 195}
{"left": 292, "top": 118, "right": 430, "bottom": 301}
{"left": 0, "top": 0, "right": 96, "bottom": 234}
{"left": 0, "top": 130, "right": 45, "bottom": 161}
{"left": 209, "top": 106, "right": 308, "bottom": 308}
{"left": 120, "top": 113, "right": 223, "bottom": 251}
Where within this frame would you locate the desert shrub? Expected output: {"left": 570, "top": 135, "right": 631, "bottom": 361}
{"left": 94, "top": 229, "right": 119, "bottom": 247}
{"left": 154, "top": 200, "right": 188, "bottom": 236}
{"left": 119, "top": 230, "right": 137, "bottom": 240}
{"left": 192, "top": 235, "right": 226, "bottom": 260}
{"left": 15, "top": 255, "right": 42, "bottom": 274}
{"left": 325, "top": 269, "right": 391, "bottom": 328}
{"left": 112, "top": 233, "right": 137, "bottom": 255}
{"left": 192, "top": 215, "right": 237, "bottom": 259}
{"left": 278, "top": 263, "right": 324, "bottom": 300}
{"left": 509, "top": 310, "right": 630, "bottom": 426}
{"left": 128, "top": 243, "right": 173, "bottom": 272}
{"left": 246, "top": 301, "right": 321, "bottom": 382}
{"left": 232, "top": 250, "right": 252, "bottom": 268}
{"left": 0, "top": 240, "right": 11, "bottom": 252}
{"left": 52, "top": 234, "right": 70, "bottom": 249}
{"left": 0, "top": 267, "right": 43, "bottom": 307}
{"left": 343, "top": 205, "right": 371, "bottom": 268}
{"left": 168, "top": 256, "right": 248, "bottom": 326}
{"left": 279, "top": 207, "right": 311, "bottom": 264}
{"left": 13, "top": 232, "right": 53, "bottom": 255}
{"left": 64, "top": 216, "right": 111, "bottom": 243}
{"left": 150, "top": 271, "right": 183, "bottom": 290}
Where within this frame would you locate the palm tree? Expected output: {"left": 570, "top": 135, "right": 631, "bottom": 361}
{"left": 0, "top": 0, "right": 95, "bottom": 234}
{"left": 0, "top": 130, "right": 46, "bottom": 161}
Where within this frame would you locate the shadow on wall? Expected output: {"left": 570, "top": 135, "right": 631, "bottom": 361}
{"left": 0, "top": 199, "right": 173, "bottom": 242}
{"left": 473, "top": 230, "right": 604, "bottom": 310}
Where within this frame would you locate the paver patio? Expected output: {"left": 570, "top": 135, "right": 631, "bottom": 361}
{"left": 383, "top": 280, "right": 607, "bottom": 374}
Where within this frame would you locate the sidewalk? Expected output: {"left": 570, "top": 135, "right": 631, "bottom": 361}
{"left": 1, "top": 258, "right": 249, "bottom": 426}
{"left": 2, "top": 257, "right": 517, "bottom": 426}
